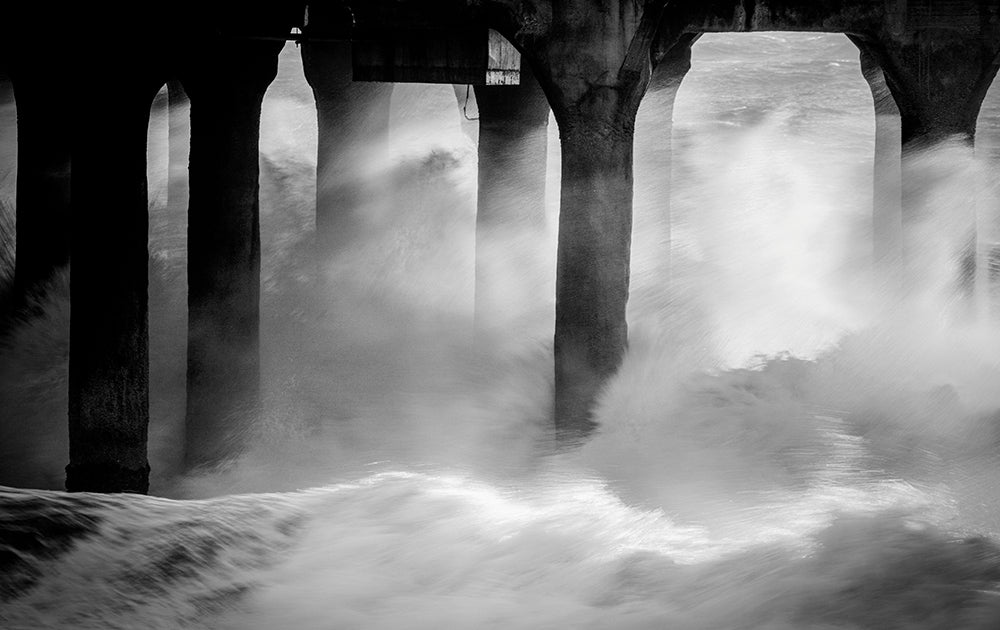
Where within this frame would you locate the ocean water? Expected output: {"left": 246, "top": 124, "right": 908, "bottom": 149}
{"left": 3, "top": 32, "right": 1000, "bottom": 629}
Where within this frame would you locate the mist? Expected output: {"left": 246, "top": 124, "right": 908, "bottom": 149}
{"left": 3, "top": 33, "right": 1000, "bottom": 629}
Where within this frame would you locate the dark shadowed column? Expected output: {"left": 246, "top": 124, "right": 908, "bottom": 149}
{"left": 180, "top": 39, "right": 284, "bottom": 469}
{"left": 301, "top": 40, "right": 393, "bottom": 264}
{"left": 552, "top": 99, "right": 636, "bottom": 435}
{"left": 8, "top": 51, "right": 71, "bottom": 302}
{"left": 167, "top": 79, "right": 190, "bottom": 216}
{"left": 472, "top": 62, "right": 550, "bottom": 334}
{"left": 504, "top": 2, "right": 665, "bottom": 437}
{"left": 635, "top": 33, "right": 697, "bottom": 283}
{"left": 851, "top": 31, "right": 999, "bottom": 306}
{"left": 857, "top": 46, "right": 903, "bottom": 290}
{"left": 67, "top": 71, "right": 164, "bottom": 494}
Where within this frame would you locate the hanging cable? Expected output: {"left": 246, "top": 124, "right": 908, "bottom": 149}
{"left": 462, "top": 84, "right": 479, "bottom": 121}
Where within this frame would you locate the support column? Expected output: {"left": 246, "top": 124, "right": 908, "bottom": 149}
{"left": 850, "top": 32, "right": 999, "bottom": 305}
{"left": 167, "top": 79, "right": 190, "bottom": 216}
{"left": 8, "top": 53, "right": 71, "bottom": 301}
{"left": 552, "top": 105, "right": 636, "bottom": 435}
{"left": 180, "top": 39, "right": 284, "bottom": 469}
{"left": 301, "top": 41, "right": 393, "bottom": 263}
{"left": 472, "top": 62, "right": 550, "bottom": 334}
{"left": 635, "top": 33, "right": 697, "bottom": 283}
{"left": 857, "top": 46, "right": 903, "bottom": 290}
{"left": 518, "top": 5, "right": 665, "bottom": 436}
{"left": 67, "top": 71, "right": 163, "bottom": 494}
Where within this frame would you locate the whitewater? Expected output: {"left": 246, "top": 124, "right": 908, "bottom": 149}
{"left": 3, "top": 33, "right": 1000, "bottom": 629}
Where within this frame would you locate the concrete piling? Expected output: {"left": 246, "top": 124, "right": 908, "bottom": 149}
{"left": 180, "top": 38, "right": 285, "bottom": 469}
{"left": 472, "top": 62, "right": 550, "bottom": 335}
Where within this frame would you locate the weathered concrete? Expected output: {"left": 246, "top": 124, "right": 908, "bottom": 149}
{"left": 67, "top": 65, "right": 165, "bottom": 494}
{"left": 488, "top": 0, "right": 665, "bottom": 434}
{"left": 7, "top": 54, "right": 71, "bottom": 302}
{"left": 473, "top": 62, "right": 550, "bottom": 333}
{"left": 301, "top": 40, "right": 393, "bottom": 263}
{"left": 180, "top": 38, "right": 285, "bottom": 469}
{"left": 552, "top": 115, "right": 635, "bottom": 436}
{"left": 857, "top": 46, "right": 903, "bottom": 288}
